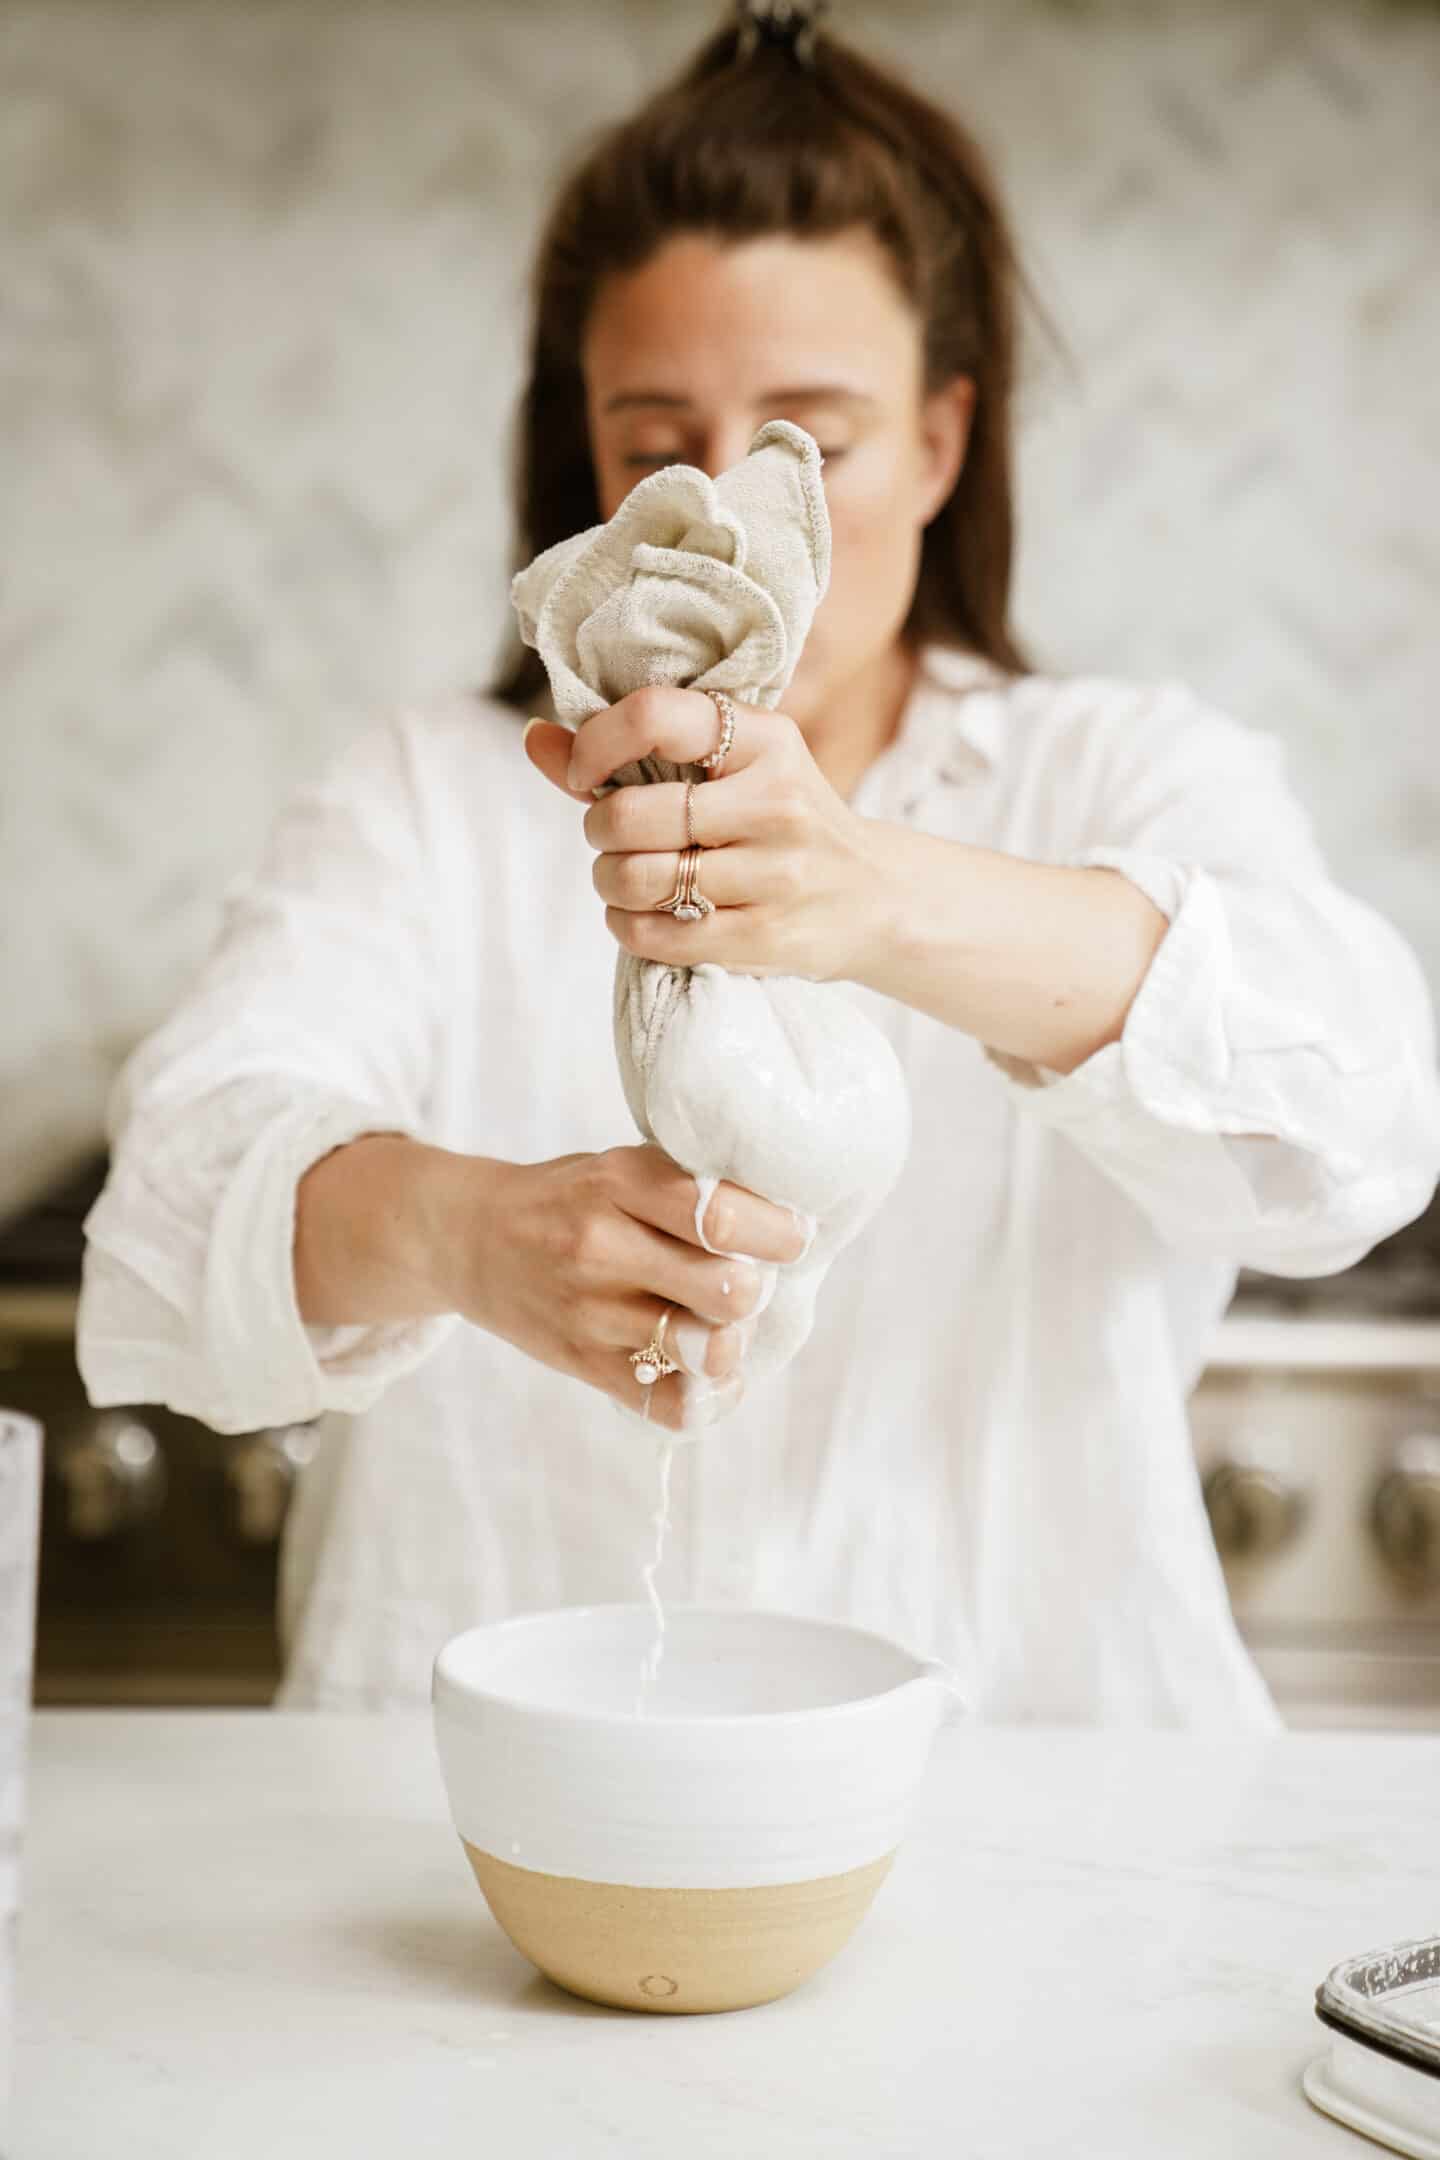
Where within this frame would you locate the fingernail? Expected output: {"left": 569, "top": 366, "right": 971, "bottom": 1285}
{"left": 522, "top": 717, "right": 545, "bottom": 750}
{"left": 752, "top": 1263, "right": 778, "bottom": 1315}
{"left": 670, "top": 1316, "right": 712, "bottom": 1378}
{"left": 788, "top": 1209, "right": 817, "bottom": 1260}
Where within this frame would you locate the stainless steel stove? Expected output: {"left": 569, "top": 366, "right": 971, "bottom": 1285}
{"left": 1193, "top": 1219, "right": 1440, "bottom": 1730}
{"left": 0, "top": 1158, "right": 301, "bottom": 1704}
{"left": 3, "top": 1157, "right": 1439, "bottom": 1720}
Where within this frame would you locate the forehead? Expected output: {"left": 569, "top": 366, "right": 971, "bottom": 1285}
{"left": 582, "top": 229, "right": 921, "bottom": 403}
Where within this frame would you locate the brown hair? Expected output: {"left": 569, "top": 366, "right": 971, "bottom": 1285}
{"left": 491, "top": 9, "right": 1045, "bottom": 709}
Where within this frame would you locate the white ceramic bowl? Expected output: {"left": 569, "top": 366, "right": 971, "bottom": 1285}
{"left": 432, "top": 1602, "right": 965, "bottom": 2015}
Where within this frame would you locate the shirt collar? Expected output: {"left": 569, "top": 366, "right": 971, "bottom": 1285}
{"left": 911, "top": 644, "right": 1011, "bottom": 763}
{"left": 850, "top": 643, "right": 1012, "bottom": 817}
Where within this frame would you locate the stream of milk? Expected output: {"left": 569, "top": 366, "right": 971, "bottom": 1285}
{"left": 630, "top": 1176, "right": 725, "bottom": 1718}
{"left": 630, "top": 1176, "right": 806, "bottom": 1718}
{"left": 631, "top": 1426, "right": 677, "bottom": 1718}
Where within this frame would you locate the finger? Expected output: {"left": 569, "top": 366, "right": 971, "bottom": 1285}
{"left": 668, "top": 1313, "right": 747, "bottom": 1381}
{"left": 605, "top": 902, "right": 782, "bottom": 978}
{"left": 582, "top": 774, "right": 748, "bottom": 855}
{"left": 611, "top": 1145, "right": 810, "bottom": 1263}
{"left": 567, "top": 687, "right": 769, "bottom": 796}
{"left": 587, "top": 1293, "right": 747, "bottom": 1381}
{"left": 603, "top": 1361, "right": 746, "bottom": 1434}
{"left": 593, "top": 844, "right": 751, "bottom": 913}
{"left": 523, "top": 719, "right": 592, "bottom": 802}
{"left": 673, "top": 1373, "right": 746, "bottom": 1432}
{"left": 662, "top": 1247, "right": 766, "bottom": 1325}
{"left": 588, "top": 1210, "right": 765, "bottom": 1323}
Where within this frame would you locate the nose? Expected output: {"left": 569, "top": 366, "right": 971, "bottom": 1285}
{"left": 695, "top": 422, "right": 760, "bottom": 480}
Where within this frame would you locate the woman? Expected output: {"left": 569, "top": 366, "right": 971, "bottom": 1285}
{"left": 78, "top": 6, "right": 1439, "bottom": 1722}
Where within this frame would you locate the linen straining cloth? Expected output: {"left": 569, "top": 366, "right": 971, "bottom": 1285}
{"left": 512, "top": 421, "right": 911, "bottom": 1411}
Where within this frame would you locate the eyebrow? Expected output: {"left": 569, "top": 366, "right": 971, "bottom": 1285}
{"left": 602, "top": 386, "right": 880, "bottom": 415}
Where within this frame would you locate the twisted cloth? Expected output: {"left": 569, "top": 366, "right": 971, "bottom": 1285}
{"left": 511, "top": 420, "right": 911, "bottom": 1418}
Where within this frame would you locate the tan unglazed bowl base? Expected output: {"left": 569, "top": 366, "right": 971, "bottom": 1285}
{"left": 463, "top": 1840, "right": 896, "bottom": 2014}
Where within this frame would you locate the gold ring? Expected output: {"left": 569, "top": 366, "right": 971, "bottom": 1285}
{"left": 683, "top": 779, "right": 697, "bottom": 849}
{"left": 655, "top": 844, "right": 714, "bottom": 923}
{"left": 630, "top": 1310, "right": 680, "bottom": 1387}
{"left": 696, "top": 690, "right": 736, "bottom": 775}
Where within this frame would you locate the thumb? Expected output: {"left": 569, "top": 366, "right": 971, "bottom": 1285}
{"left": 523, "top": 719, "right": 591, "bottom": 802}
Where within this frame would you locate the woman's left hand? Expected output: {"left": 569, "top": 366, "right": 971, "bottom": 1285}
{"left": 524, "top": 687, "right": 885, "bottom": 982}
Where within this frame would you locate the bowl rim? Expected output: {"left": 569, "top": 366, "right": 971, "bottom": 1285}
{"left": 431, "top": 1599, "right": 960, "bottom": 1732}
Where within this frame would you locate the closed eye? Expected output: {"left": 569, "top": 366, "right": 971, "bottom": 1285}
{"left": 624, "top": 446, "right": 848, "bottom": 471}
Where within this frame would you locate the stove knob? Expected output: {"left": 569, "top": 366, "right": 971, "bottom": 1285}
{"left": 1371, "top": 1436, "right": 1440, "bottom": 1589}
{"left": 1202, "top": 1460, "right": 1307, "bottom": 1560}
{"left": 225, "top": 1424, "right": 318, "bottom": 1544}
{"left": 58, "top": 1413, "right": 166, "bottom": 1540}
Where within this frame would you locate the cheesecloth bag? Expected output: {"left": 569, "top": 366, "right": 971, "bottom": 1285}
{"left": 511, "top": 420, "right": 910, "bottom": 1423}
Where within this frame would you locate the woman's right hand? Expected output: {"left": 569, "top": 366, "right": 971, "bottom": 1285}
{"left": 447, "top": 1143, "right": 809, "bottom": 1431}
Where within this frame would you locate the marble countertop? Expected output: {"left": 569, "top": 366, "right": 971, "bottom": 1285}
{"left": 13, "top": 1711, "right": 1440, "bottom": 2158}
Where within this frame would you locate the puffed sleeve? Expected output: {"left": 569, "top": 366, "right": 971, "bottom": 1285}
{"left": 988, "top": 681, "right": 1440, "bottom": 1273}
{"left": 77, "top": 712, "right": 460, "bottom": 1434}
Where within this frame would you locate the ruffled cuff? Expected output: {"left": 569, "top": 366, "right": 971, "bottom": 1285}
{"left": 203, "top": 1093, "right": 459, "bottom": 1432}
{"left": 990, "top": 835, "right": 1406, "bottom": 1162}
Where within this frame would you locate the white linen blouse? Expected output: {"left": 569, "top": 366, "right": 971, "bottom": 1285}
{"left": 77, "top": 647, "right": 1440, "bottom": 1725}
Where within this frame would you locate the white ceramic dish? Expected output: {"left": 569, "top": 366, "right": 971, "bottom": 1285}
{"left": 1304, "top": 1934, "right": 1440, "bottom": 2157}
{"left": 431, "top": 1602, "right": 965, "bottom": 2014}
{"left": 1304, "top": 2036, "right": 1440, "bottom": 2158}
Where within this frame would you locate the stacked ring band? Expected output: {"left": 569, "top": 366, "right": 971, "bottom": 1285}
{"left": 655, "top": 845, "right": 713, "bottom": 922}
{"left": 697, "top": 690, "right": 736, "bottom": 774}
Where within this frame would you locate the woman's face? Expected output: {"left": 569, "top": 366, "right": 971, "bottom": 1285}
{"left": 581, "top": 228, "right": 973, "bottom": 725}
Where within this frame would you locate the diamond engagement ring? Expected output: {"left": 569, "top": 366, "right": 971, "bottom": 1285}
{"left": 630, "top": 1310, "right": 680, "bottom": 1387}
{"left": 655, "top": 844, "right": 714, "bottom": 923}
{"left": 697, "top": 689, "right": 736, "bottom": 774}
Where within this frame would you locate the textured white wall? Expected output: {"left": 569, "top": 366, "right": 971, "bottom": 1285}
{"left": 3, "top": 0, "right": 1436, "bottom": 1216}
